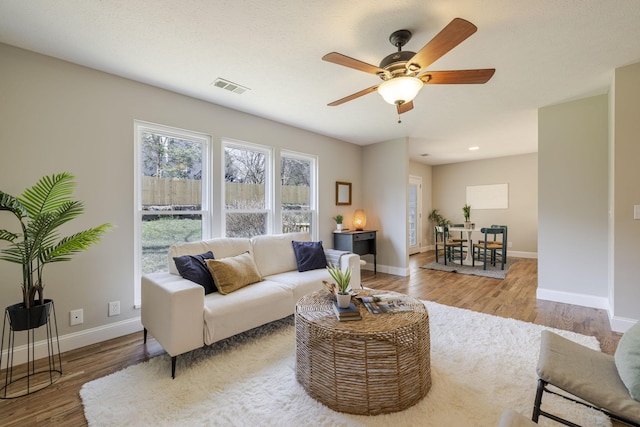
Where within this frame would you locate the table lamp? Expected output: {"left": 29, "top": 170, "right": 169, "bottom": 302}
{"left": 353, "top": 209, "right": 366, "bottom": 231}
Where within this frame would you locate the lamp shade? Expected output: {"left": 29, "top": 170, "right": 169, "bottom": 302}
{"left": 353, "top": 209, "right": 366, "bottom": 231}
{"left": 377, "top": 77, "right": 423, "bottom": 105}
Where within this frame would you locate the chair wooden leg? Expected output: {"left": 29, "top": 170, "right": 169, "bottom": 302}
{"left": 483, "top": 247, "right": 488, "bottom": 270}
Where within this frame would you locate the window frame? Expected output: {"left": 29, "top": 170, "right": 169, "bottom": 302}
{"left": 280, "top": 149, "right": 318, "bottom": 238}
{"left": 222, "top": 139, "right": 273, "bottom": 237}
{"left": 133, "top": 120, "right": 211, "bottom": 306}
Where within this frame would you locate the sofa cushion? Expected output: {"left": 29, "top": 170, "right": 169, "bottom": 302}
{"left": 205, "top": 252, "right": 261, "bottom": 295}
{"left": 202, "top": 280, "right": 292, "bottom": 345}
{"left": 615, "top": 321, "right": 640, "bottom": 400}
{"left": 292, "top": 241, "right": 327, "bottom": 272}
{"left": 168, "top": 238, "right": 251, "bottom": 275}
{"left": 173, "top": 251, "right": 217, "bottom": 294}
{"left": 265, "top": 269, "right": 328, "bottom": 305}
{"left": 252, "top": 232, "right": 310, "bottom": 277}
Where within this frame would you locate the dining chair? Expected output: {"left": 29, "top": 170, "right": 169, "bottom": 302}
{"left": 434, "top": 226, "right": 464, "bottom": 265}
{"left": 473, "top": 225, "right": 508, "bottom": 261}
{"left": 472, "top": 227, "right": 506, "bottom": 270}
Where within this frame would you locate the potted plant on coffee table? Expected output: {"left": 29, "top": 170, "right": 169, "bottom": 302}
{"left": 0, "top": 172, "right": 112, "bottom": 331}
{"left": 325, "top": 264, "right": 352, "bottom": 308}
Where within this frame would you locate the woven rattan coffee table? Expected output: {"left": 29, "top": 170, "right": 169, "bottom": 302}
{"left": 295, "top": 290, "right": 431, "bottom": 415}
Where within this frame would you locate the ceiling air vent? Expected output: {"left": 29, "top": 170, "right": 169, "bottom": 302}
{"left": 211, "top": 78, "right": 250, "bottom": 95}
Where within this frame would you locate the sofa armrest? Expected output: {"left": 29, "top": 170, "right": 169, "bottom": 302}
{"left": 141, "top": 272, "right": 205, "bottom": 357}
{"left": 324, "top": 249, "right": 362, "bottom": 290}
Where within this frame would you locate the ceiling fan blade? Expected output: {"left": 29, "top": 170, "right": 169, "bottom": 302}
{"left": 327, "top": 85, "right": 379, "bottom": 106}
{"left": 322, "top": 52, "right": 387, "bottom": 76}
{"left": 408, "top": 18, "right": 478, "bottom": 71}
{"left": 397, "top": 101, "right": 414, "bottom": 114}
{"left": 420, "top": 69, "right": 495, "bottom": 84}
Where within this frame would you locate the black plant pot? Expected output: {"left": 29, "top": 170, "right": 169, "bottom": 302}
{"left": 6, "top": 299, "right": 52, "bottom": 331}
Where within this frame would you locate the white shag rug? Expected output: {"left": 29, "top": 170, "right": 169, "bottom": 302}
{"left": 80, "top": 302, "right": 610, "bottom": 427}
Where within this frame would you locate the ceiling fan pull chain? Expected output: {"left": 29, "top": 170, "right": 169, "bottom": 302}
{"left": 397, "top": 114, "right": 402, "bottom": 124}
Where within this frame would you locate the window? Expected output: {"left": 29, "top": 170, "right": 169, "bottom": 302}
{"left": 281, "top": 151, "right": 316, "bottom": 235}
{"left": 223, "top": 141, "right": 271, "bottom": 237}
{"left": 134, "top": 121, "right": 210, "bottom": 305}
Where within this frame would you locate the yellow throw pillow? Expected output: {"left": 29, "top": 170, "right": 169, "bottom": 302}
{"left": 205, "top": 252, "right": 261, "bottom": 294}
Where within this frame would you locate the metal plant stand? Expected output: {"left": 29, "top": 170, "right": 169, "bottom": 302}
{"left": 0, "top": 300, "right": 62, "bottom": 398}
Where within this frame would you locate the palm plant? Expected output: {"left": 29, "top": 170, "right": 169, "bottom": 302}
{"left": 0, "top": 172, "right": 112, "bottom": 308}
{"left": 428, "top": 209, "right": 451, "bottom": 226}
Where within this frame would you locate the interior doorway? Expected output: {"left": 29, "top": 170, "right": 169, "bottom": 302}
{"left": 408, "top": 175, "right": 422, "bottom": 255}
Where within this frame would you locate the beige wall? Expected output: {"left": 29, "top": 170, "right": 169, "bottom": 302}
{"left": 538, "top": 95, "right": 609, "bottom": 308}
{"left": 363, "top": 138, "right": 409, "bottom": 275}
{"left": 0, "top": 43, "right": 362, "bottom": 348}
{"left": 611, "top": 62, "right": 640, "bottom": 325}
{"left": 431, "top": 153, "right": 538, "bottom": 256}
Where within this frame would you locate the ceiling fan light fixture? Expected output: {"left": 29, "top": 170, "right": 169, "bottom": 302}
{"left": 378, "top": 76, "right": 423, "bottom": 105}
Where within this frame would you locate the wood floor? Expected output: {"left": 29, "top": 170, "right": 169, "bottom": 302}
{"left": 0, "top": 251, "right": 621, "bottom": 427}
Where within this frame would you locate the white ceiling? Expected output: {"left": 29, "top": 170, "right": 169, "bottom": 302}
{"left": 1, "top": 0, "right": 640, "bottom": 165}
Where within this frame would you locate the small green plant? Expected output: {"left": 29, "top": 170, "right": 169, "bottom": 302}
{"left": 462, "top": 204, "right": 471, "bottom": 222}
{"left": 428, "top": 209, "right": 451, "bottom": 226}
{"left": 332, "top": 214, "right": 343, "bottom": 224}
{"left": 326, "top": 264, "right": 351, "bottom": 295}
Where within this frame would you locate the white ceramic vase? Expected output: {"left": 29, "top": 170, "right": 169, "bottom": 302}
{"left": 336, "top": 224, "right": 343, "bottom": 231}
{"left": 336, "top": 293, "right": 351, "bottom": 308}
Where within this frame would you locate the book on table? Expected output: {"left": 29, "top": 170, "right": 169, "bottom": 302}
{"left": 333, "top": 301, "right": 361, "bottom": 321}
{"left": 356, "top": 294, "right": 414, "bottom": 315}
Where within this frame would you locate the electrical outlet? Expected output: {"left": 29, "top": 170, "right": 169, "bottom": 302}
{"left": 70, "top": 309, "right": 83, "bottom": 326}
{"left": 108, "top": 301, "right": 120, "bottom": 317}
{"left": 508, "top": 241, "right": 513, "bottom": 248}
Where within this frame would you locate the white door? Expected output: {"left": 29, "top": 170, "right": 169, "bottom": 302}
{"left": 408, "top": 176, "right": 422, "bottom": 255}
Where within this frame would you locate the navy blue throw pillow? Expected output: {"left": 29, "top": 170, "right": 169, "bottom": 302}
{"left": 173, "top": 251, "right": 217, "bottom": 294}
{"left": 292, "top": 241, "right": 327, "bottom": 272}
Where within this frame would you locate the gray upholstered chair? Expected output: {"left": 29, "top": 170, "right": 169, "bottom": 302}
{"left": 533, "top": 327, "right": 640, "bottom": 426}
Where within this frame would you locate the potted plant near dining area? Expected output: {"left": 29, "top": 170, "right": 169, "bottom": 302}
{"left": 462, "top": 204, "right": 472, "bottom": 229}
{"left": 0, "top": 172, "right": 112, "bottom": 330}
{"left": 428, "top": 209, "right": 451, "bottom": 232}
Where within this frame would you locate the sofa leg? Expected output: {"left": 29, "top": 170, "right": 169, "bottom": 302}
{"left": 171, "top": 356, "right": 177, "bottom": 379}
{"left": 143, "top": 328, "right": 147, "bottom": 344}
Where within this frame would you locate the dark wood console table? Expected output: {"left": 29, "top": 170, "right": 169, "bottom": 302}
{"left": 333, "top": 230, "right": 377, "bottom": 273}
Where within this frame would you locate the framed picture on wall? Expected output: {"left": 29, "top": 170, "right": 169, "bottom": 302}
{"left": 336, "top": 181, "right": 352, "bottom": 205}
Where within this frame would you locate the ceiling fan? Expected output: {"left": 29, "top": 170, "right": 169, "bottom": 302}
{"left": 322, "top": 18, "right": 495, "bottom": 120}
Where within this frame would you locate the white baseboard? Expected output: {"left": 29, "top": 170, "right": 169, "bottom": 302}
{"left": 508, "top": 251, "right": 537, "bottom": 259}
{"left": 609, "top": 314, "right": 637, "bottom": 333}
{"left": 1, "top": 317, "right": 143, "bottom": 366}
{"left": 362, "top": 263, "right": 409, "bottom": 276}
{"left": 535, "top": 287, "right": 640, "bottom": 332}
{"left": 536, "top": 288, "right": 610, "bottom": 310}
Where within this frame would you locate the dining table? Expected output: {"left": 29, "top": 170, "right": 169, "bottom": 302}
{"left": 448, "top": 226, "right": 477, "bottom": 266}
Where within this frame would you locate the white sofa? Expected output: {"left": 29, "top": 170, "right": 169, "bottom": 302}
{"left": 141, "top": 232, "right": 361, "bottom": 378}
